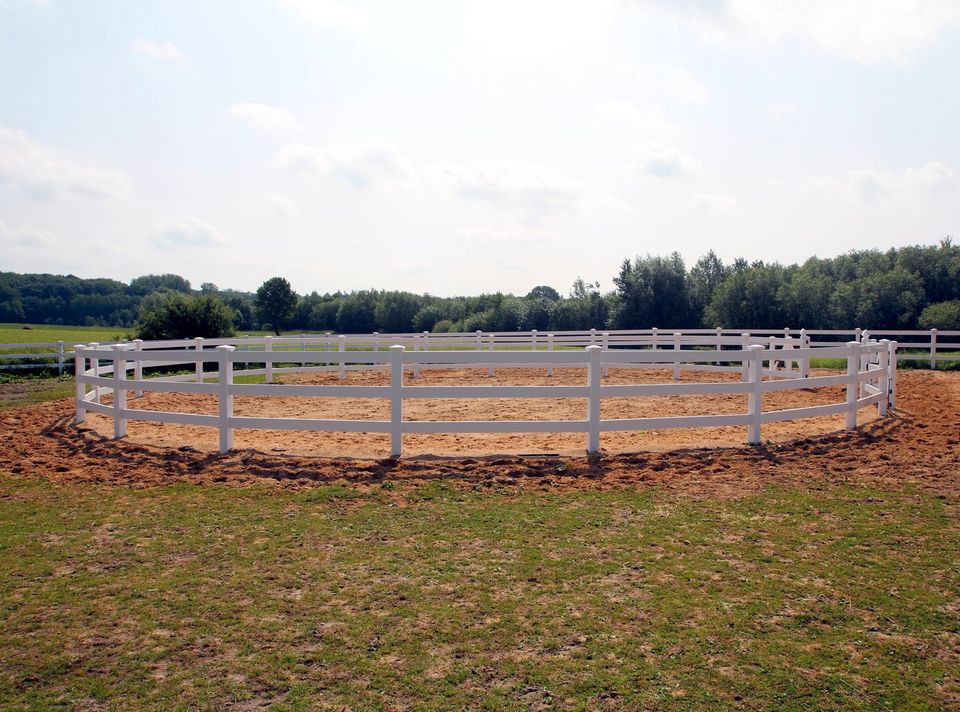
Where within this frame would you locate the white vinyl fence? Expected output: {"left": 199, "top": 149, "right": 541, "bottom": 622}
{"left": 73, "top": 334, "right": 898, "bottom": 457}
{"left": 3, "top": 326, "right": 957, "bottom": 372}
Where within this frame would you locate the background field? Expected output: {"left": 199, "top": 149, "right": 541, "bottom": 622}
{"left": 1, "top": 476, "right": 958, "bottom": 710}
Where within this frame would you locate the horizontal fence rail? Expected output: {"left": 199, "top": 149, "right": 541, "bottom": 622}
{"left": 72, "top": 333, "right": 899, "bottom": 457}
{"left": 4, "top": 326, "right": 958, "bottom": 374}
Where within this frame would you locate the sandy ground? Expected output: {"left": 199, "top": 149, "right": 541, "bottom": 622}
{"left": 83, "top": 367, "right": 876, "bottom": 457}
{"left": 1, "top": 368, "right": 959, "bottom": 499}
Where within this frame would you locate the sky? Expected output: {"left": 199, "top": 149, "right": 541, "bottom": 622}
{"left": 1, "top": 0, "right": 959, "bottom": 297}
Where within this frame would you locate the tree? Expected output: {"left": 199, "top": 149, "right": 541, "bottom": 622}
{"left": 136, "top": 293, "right": 235, "bottom": 340}
{"left": 255, "top": 277, "right": 298, "bottom": 335}
{"left": 918, "top": 300, "right": 960, "bottom": 330}
{"left": 526, "top": 285, "right": 561, "bottom": 302}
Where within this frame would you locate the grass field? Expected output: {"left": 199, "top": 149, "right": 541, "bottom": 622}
{"left": 0, "top": 323, "right": 131, "bottom": 348}
{"left": 0, "top": 476, "right": 957, "bottom": 710}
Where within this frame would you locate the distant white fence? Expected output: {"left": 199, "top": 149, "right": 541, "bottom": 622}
{"left": 73, "top": 333, "right": 898, "bottom": 457}
{"left": 3, "top": 326, "right": 957, "bottom": 373}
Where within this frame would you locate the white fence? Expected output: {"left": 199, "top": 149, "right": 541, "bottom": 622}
{"left": 3, "top": 326, "right": 957, "bottom": 373}
{"left": 73, "top": 334, "right": 898, "bottom": 457}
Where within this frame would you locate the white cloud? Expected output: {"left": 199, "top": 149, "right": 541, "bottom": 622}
{"left": 276, "top": 142, "right": 415, "bottom": 190}
{"left": 687, "top": 192, "right": 738, "bottom": 212}
{"left": 804, "top": 161, "right": 958, "bottom": 203}
{"left": 630, "top": 141, "right": 701, "bottom": 178}
{"left": 0, "top": 126, "right": 132, "bottom": 201}
{"left": 228, "top": 103, "right": 303, "bottom": 134}
{"left": 642, "top": 0, "right": 960, "bottom": 65}
{"left": 153, "top": 217, "right": 228, "bottom": 249}
{"left": 255, "top": 193, "right": 300, "bottom": 219}
{"left": 0, "top": 218, "right": 59, "bottom": 249}
{"left": 635, "top": 63, "right": 709, "bottom": 105}
{"left": 597, "top": 101, "right": 681, "bottom": 136}
{"left": 433, "top": 161, "right": 613, "bottom": 212}
{"left": 767, "top": 101, "right": 799, "bottom": 121}
{"left": 132, "top": 38, "right": 186, "bottom": 64}
{"left": 457, "top": 225, "right": 550, "bottom": 245}
{"left": 273, "top": 0, "right": 365, "bottom": 33}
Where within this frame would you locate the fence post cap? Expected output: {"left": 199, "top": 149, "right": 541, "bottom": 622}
{"left": 338, "top": 334, "right": 346, "bottom": 339}
{"left": 931, "top": 327, "right": 938, "bottom": 333}
{"left": 216, "top": 344, "right": 236, "bottom": 351}
{"left": 746, "top": 344, "right": 765, "bottom": 351}
{"left": 195, "top": 336, "right": 204, "bottom": 341}
{"left": 389, "top": 344, "right": 405, "bottom": 352}
{"left": 585, "top": 344, "right": 602, "bottom": 351}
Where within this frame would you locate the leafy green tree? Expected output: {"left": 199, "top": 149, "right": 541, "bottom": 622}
{"left": 526, "top": 285, "right": 561, "bottom": 302}
{"left": 129, "top": 274, "right": 192, "bottom": 295}
{"left": 688, "top": 251, "right": 727, "bottom": 325}
{"left": 918, "top": 300, "right": 960, "bottom": 330}
{"left": 612, "top": 253, "right": 690, "bottom": 328}
{"left": 376, "top": 291, "right": 422, "bottom": 332}
{"left": 336, "top": 291, "right": 379, "bottom": 333}
{"left": 255, "top": 277, "right": 298, "bottom": 335}
{"left": 136, "top": 293, "right": 235, "bottom": 340}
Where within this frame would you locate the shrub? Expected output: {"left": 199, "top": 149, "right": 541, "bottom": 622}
{"left": 136, "top": 294, "right": 236, "bottom": 340}
{"left": 918, "top": 300, "right": 960, "bottom": 330}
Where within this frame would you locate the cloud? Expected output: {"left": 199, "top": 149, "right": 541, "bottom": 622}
{"left": 630, "top": 141, "right": 701, "bottom": 178}
{"left": 687, "top": 192, "right": 738, "bottom": 212}
{"left": 635, "top": 63, "right": 709, "bottom": 105}
{"left": 273, "top": 0, "right": 365, "bottom": 33}
{"left": 767, "top": 101, "right": 799, "bottom": 121}
{"left": 153, "top": 217, "right": 228, "bottom": 249}
{"left": 276, "top": 142, "right": 415, "bottom": 190}
{"left": 255, "top": 193, "right": 300, "bottom": 219}
{"left": 433, "top": 161, "right": 614, "bottom": 212}
{"left": 0, "top": 126, "right": 133, "bottom": 201}
{"left": 640, "top": 0, "right": 960, "bottom": 65}
{"left": 804, "top": 161, "right": 958, "bottom": 203}
{"left": 228, "top": 103, "right": 303, "bottom": 134}
{"left": 597, "top": 101, "right": 681, "bottom": 136}
{"left": 132, "top": 38, "right": 186, "bottom": 64}
{"left": 457, "top": 225, "right": 550, "bottom": 245}
{"left": 0, "top": 218, "right": 59, "bottom": 249}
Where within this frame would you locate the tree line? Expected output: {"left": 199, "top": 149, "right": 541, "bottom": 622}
{"left": 1, "top": 239, "right": 958, "bottom": 338}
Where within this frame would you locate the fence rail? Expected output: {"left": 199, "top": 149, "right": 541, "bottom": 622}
{"left": 3, "top": 326, "right": 957, "bottom": 374}
{"left": 73, "top": 334, "right": 898, "bottom": 457}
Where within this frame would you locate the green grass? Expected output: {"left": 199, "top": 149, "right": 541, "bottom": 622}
{"left": 0, "top": 477, "right": 957, "bottom": 710}
{"left": 0, "top": 324, "right": 130, "bottom": 349}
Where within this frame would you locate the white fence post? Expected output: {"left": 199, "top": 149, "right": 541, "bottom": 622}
{"left": 217, "top": 345, "right": 235, "bottom": 453}
{"left": 846, "top": 341, "right": 859, "bottom": 430}
{"left": 888, "top": 340, "right": 898, "bottom": 409}
{"left": 586, "top": 345, "right": 602, "bottom": 455}
{"left": 768, "top": 335, "right": 777, "bottom": 372}
{"left": 547, "top": 333, "right": 554, "bottom": 378}
{"left": 602, "top": 332, "right": 609, "bottom": 378}
{"left": 747, "top": 344, "right": 764, "bottom": 445}
{"left": 57, "top": 341, "right": 64, "bottom": 377}
{"left": 373, "top": 332, "right": 379, "bottom": 353}
{"left": 878, "top": 340, "right": 890, "bottom": 417}
{"left": 672, "top": 332, "right": 681, "bottom": 381}
{"left": 590, "top": 328, "right": 596, "bottom": 346}
{"left": 265, "top": 335, "right": 273, "bottom": 384}
{"left": 133, "top": 339, "right": 143, "bottom": 397}
{"left": 488, "top": 333, "right": 495, "bottom": 377}
{"left": 799, "top": 329, "right": 810, "bottom": 378}
{"left": 89, "top": 343, "right": 100, "bottom": 403}
{"left": 338, "top": 335, "right": 346, "bottom": 380}
{"left": 390, "top": 345, "right": 404, "bottom": 458}
{"left": 413, "top": 334, "right": 421, "bottom": 379}
{"left": 194, "top": 337, "right": 204, "bottom": 383}
{"left": 715, "top": 326, "right": 722, "bottom": 365}
{"left": 112, "top": 345, "right": 128, "bottom": 439}
{"left": 930, "top": 328, "right": 938, "bottom": 369}
{"left": 651, "top": 327, "right": 658, "bottom": 351}
{"left": 531, "top": 329, "right": 538, "bottom": 352}
{"left": 740, "top": 333, "right": 750, "bottom": 382}
{"left": 475, "top": 330, "right": 482, "bottom": 352}
{"left": 855, "top": 327, "right": 862, "bottom": 343}
{"left": 422, "top": 331, "right": 430, "bottom": 353}
{"left": 74, "top": 345, "right": 86, "bottom": 424}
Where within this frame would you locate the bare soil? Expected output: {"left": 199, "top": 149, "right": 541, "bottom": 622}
{"left": 1, "top": 368, "right": 959, "bottom": 498}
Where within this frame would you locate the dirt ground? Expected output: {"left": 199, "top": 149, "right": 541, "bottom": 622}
{"left": 1, "top": 368, "right": 958, "bottom": 498}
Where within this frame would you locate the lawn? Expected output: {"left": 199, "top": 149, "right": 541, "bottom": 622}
{"left": 0, "top": 324, "right": 130, "bottom": 348}
{"left": 0, "top": 476, "right": 957, "bottom": 710}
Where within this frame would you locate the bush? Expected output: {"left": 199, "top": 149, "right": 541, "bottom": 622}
{"left": 918, "top": 300, "right": 960, "bottom": 330}
{"left": 136, "top": 294, "right": 236, "bottom": 340}
{"left": 432, "top": 319, "right": 454, "bottom": 333}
